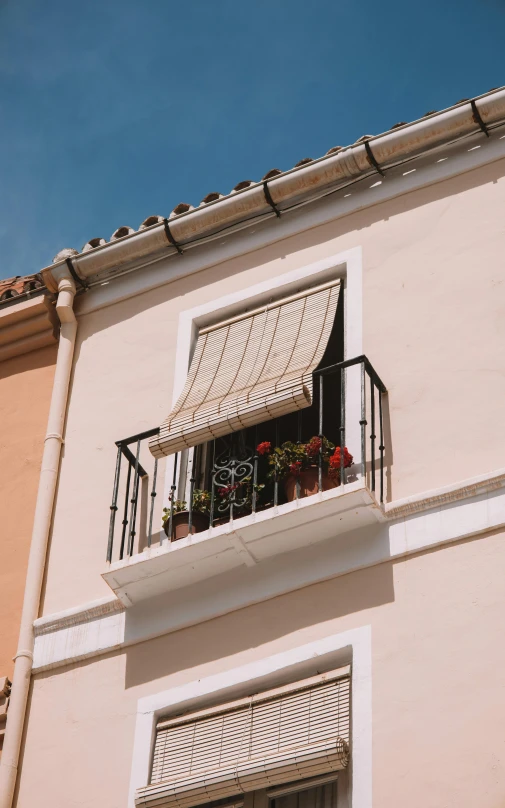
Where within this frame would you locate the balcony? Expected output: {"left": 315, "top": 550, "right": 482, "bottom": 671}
{"left": 102, "top": 355, "right": 387, "bottom": 605}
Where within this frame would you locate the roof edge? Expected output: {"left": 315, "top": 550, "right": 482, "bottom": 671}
{"left": 40, "top": 86, "right": 505, "bottom": 292}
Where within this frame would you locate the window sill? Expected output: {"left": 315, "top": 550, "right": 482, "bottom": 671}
{"left": 102, "top": 479, "right": 385, "bottom": 606}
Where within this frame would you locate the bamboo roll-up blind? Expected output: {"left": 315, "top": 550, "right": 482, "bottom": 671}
{"left": 135, "top": 669, "right": 350, "bottom": 808}
{"left": 149, "top": 280, "right": 341, "bottom": 458}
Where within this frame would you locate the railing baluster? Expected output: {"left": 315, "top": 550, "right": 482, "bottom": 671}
{"left": 340, "top": 365, "right": 346, "bottom": 485}
{"left": 209, "top": 441, "right": 216, "bottom": 526}
{"left": 147, "top": 458, "right": 158, "bottom": 548}
{"left": 107, "top": 445, "right": 122, "bottom": 562}
{"left": 167, "top": 452, "right": 178, "bottom": 542}
{"left": 360, "top": 361, "right": 367, "bottom": 481}
{"left": 379, "top": 388, "right": 385, "bottom": 504}
{"left": 274, "top": 421, "right": 279, "bottom": 507}
{"left": 188, "top": 448, "right": 196, "bottom": 534}
{"left": 318, "top": 374, "right": 323, "bottom": 493}
{"left": 296, "top": 411, "right": 302, "bottom": 500}
{"left": 127, "top": 439, "right": 141, "bottom": 556}
{"left": 252, "top": 427, "right": 259, "bottom": 513}
{"left": 370, "top": 376, "right": 376, "bottom": 493}
{"left": 119, "top": 461, "right": 132, "bottom": 561}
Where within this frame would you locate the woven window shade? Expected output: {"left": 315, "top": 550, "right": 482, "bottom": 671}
{"left": 149, "top": 280, "right": 341, "bottom": 458}
{"left": 135, "top": 669, "right": 350, "bottom": 808}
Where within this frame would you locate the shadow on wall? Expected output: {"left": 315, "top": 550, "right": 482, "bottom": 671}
{"left": 0, "top": 343, "right": 57, "bottom": 382}
{"left": 123, "top": 552, "right": 395, "bottom": 690}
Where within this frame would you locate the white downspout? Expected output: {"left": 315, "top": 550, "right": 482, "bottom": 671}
{"left": 0, "top": 271, "right": 77, "bottom": 808}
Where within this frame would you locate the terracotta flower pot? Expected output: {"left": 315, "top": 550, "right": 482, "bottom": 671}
{"left": 284, "top": 466, "right": 339, "bottom": 502}
{"left": 164, "top": 510, "right": 209, "bottom": 542}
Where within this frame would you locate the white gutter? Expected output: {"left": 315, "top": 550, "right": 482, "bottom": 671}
{"left": 41, "top": 87, "right": 505, "bottom": 291}
{"left": 0, "top": 270, "right": 77, "bottom": 808}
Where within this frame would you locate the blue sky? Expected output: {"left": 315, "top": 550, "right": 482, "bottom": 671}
{"left": 0, "top": 0, "right": 504, "bottom": 280}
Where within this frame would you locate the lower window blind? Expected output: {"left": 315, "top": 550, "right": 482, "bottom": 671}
{"left": 135, "top": 668, "right": 350, "bottom": 808}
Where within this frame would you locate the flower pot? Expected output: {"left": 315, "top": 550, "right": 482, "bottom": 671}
{"left": 284, "top": 466, "right": 338, "bottom": 502}
{"left": 165, "top": 510, "right": 209, "bottom": 542}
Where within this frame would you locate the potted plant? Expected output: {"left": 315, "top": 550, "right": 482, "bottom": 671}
{"left": 257, "top": 437, "right": 353, "bottom": 501}
{"left": 162, "top": 489, "right": 211, "bottom": 542}
{"left": 213, "top": 477, "right": 265, "bottom": 523}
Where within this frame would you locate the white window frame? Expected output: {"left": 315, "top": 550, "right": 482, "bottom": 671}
{"left": 162, "top": 246, "right": 363, "bottom": 507}
{"left": 127, "top": 625, "right": 372, "bottom": 808}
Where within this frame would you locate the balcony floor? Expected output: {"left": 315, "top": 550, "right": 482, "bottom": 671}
{"left": 102, "top": 479, "right": 386, "bottom": 606}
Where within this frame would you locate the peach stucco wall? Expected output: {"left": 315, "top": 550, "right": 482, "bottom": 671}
{"left": 0, "top": 345, "right": 56, "bottom": 679}
{"left": 40, "top": 156, "right": 505, "bottom": 616}
{"left": 16, "top": 529, "right": 505, "bottom": 808}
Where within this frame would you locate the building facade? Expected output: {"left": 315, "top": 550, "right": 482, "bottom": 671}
{"left": 2, "top": 87, "right": 505, "bottom": 808}
{"left": 0, "top": 278, "right": 58, "bottom": 752}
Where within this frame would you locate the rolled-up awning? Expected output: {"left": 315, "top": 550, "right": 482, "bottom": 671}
{"left": 149, "top": 279, "right": 341, "bottom": 458}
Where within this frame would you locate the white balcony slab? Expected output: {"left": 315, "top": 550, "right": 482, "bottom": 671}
{"left": 102, "top": 480, "right": 384, "bottom": 606}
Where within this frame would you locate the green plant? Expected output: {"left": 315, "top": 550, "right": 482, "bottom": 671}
{"left": 162, "top": 489, "right": 211, "bottom": 524}
{"left": 216, "top": 477, "right": 265, "bottom": 513}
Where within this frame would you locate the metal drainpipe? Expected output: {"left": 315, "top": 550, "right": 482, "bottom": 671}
{"left": 0, "top": 271, "right": 77, "bottom": 808}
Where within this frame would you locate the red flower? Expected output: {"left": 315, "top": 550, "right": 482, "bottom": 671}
{"left": 257, "top": 441, "right": 271, "bottom": 455}
{"left": 289, "top": 461, "right": 302, "bottom": 475}
{"left": 218, "top": 484, "right": 239, "bottom": 497}
{"left": 306, "top": 437, "right": 322, "bottom": 458}
{"left": 329, "top": 447, "right": 354, "bottom": 470}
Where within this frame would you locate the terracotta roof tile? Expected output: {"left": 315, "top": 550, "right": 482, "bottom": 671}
{"left": 0, "top": 274, "right": 43, "bottom": 304}
{"left": 111, "top": 226, "right": 135, "bottom": 240}
{"left": 82, "top": 237, "right": 106, "bottom": 252}
{"left": 261, "top": 168, "right": 282, "bottom": 180}
{"left": 200, "top": 192, "right": 223, "bottom": 204}
{"left": 139, "top": 215, "right": 164, "bottom": 229}
{"left": 170, "top": 203, "right": 194, "bottom": 217}
{"left": 12, "top": 87, "right": 505, "bottom": 274}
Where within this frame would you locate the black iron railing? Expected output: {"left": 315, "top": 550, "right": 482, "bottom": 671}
{"left": 106, "top": 355, "right": 387, "bottom": 562}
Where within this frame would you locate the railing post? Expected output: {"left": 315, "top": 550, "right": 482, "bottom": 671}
{"left": 119, "top": 461, "right": 132, "bottom": 561}
{"left": 274, "top": 421, "right": 279, "bottom": 507}
{"left": 340, "top": 365, "right": 346, "bottom": 485}
{"left": 379, "top": 391, "right": 385, "bottom": 504}
{"left": 147, "top": 458, "right": 158, "bottom": 548}
{"left": 106, "top": 445, "right": 122, "bottom": 562}
{"left": 166, "top": 452, "right": 178, "bottom": 543}
{"left": 370, "top": 376, "right": 376, "bottom": 493}
{"left": 188, "top": 447, "right": 196, "bottom": 533}
{"left": 209, "top": 442, "right": 216, "bottom": 526}
{"left": 318, "top": 375, "right": 324, "bottom": 493}
{"left": 127, "top": 439, "right": 141, "bottom": 557}
{"left": 252, "top": 427, "right": 259, "bottom": 513}
{"left": 360, "top": 361, "right": 367, "bottom": 481}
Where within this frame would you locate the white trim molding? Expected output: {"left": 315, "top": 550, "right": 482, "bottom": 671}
{"left": 32, "top": 466, "right": 505, "bottom": 673}
{"left": 127, "top": 626, "right": 372, "bottom": 808}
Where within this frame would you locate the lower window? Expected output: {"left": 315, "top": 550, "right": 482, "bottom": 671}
{"left": 136, "top": 667, "right": 350, "bottom": 808}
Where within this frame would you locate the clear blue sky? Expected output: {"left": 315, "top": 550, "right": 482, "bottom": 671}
{"left": 0, "top": 0, "right": 504, "bottom": 280}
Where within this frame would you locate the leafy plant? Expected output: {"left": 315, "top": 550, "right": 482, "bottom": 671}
{"left": 162, "top": 488, "right": 211, "bottom": 524}
{"left": 216, "top": 476, "right": 265, "bottom": 514}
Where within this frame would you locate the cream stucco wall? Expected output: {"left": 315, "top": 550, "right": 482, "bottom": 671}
{"left": 16, "top": 529, "right": 505, "bottom": 808}
{"left": 39, "top": 156, "right": 505, "bottom": 616}
{"left": 0, "top": 345, "right": 57, "bottom": 680}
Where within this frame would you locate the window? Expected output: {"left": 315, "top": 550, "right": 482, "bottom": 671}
{"left": 149, "top": 279, "right": 343, "bottom": 459}
{"left": 136, "top": 668, "right": 350, "bottom": 808}
{"left": 166, "top": 775, "right": 340, "bottom": 808}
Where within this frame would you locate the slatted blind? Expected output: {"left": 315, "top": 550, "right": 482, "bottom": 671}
{"left": 149, "top": 279, "right": 341, "bottom": 458}
{"left": 136, "top": 669, "right": 350, "bottom": 808}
